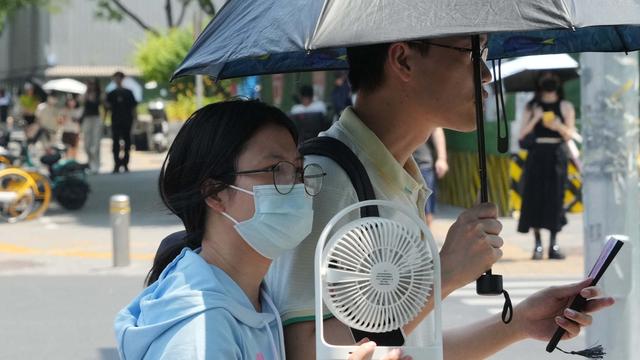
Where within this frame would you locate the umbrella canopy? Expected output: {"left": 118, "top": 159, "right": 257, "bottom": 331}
{"left": 105, "top": 77, "right": 143, "bottom": 102}
{"left": 491, "top": 54, "right": 579, "bottom": 92}
{"left": 42, "top": 78, "right": 87, "bottom": 94}
{"left": 173, "top": 0, "right": 640, "bottom": 80}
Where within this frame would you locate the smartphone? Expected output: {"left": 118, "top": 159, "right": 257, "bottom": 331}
{"left": 545, "top": 236, "right": 624, "bottom": 352}
{"left": 542, "top": 111, "right": 555, "bottom": 124}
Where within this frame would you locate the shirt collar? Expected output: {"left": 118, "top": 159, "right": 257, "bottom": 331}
{"left": 337, "top": 107, "right": 430, "bottom": 198}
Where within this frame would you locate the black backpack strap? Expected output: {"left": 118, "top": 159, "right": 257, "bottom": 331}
{"left": 300, "top": 136, "right": 379, "bottom": 217}
{"left": 301, "top": 137, "right": 405, "bottom": 346}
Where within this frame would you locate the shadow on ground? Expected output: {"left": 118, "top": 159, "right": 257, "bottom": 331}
{"left": 45, "top": 169, "right": 181, "bottom": 229}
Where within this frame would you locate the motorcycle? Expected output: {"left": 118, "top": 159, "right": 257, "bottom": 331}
{"left": 148, "top": 100, "right": 169, "bottom": 152}
{"left": 40, "top": 145, "right": 90, "bottom": 210}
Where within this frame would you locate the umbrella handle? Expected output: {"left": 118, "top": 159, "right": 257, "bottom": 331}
{"left": 471, "top": 35, "right": 506, "bottom": 299}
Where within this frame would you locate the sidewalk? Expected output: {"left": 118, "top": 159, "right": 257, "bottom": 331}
{"left": 430, "top": 204, "right": 585, "bottom": 278}
{"left": 4, "top": 137, "right": 587, "bottom": 278}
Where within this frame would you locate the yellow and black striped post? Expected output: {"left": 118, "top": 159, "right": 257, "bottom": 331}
{"left": 509, "top": 151, "right": 583, "bottom": 216}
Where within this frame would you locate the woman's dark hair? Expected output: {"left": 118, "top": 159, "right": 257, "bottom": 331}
{"left": 146, "top": 99, "right": 298, "bottom": 285}
{"left": 527, "top": 71, "right": 564, "bottom": 109}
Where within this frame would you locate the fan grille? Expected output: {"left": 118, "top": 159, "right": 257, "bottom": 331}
{"left": 322, "top": 217, "right": 434, "bottom": 332}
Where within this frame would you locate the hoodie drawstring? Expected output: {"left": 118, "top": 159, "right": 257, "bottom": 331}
{"left": 263, "top": 292, "right": 286, "bottom": 360}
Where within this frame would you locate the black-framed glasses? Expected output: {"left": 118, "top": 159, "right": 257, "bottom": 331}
{"left": 232, "top": 161, "right": 326, "bottom": 196}
{"left": 408, "top": 40, "right": 489, "bottom": 62}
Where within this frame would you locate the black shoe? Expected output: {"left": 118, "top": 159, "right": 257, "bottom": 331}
{"left": 112, "top": 165, "right": 120, "bottom": 174}
{"left": 549, "top": 245, "right": 566, "bottom": 260}
{"left": 531, "top": 246, "right": 543, "bottom": 260}
{"left": 123, "top": 164, "right": 129, "bottom": 173}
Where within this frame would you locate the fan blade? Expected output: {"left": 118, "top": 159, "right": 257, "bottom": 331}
{"left": 325, "top": 268, "right": 371, "bottom": 283}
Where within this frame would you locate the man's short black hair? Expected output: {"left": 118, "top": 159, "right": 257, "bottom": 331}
{"left": 299, "top": 85, "right": 314, "bottom": 99}
{"left": 347, "top": 42, "right": 429, "bottom": 93}
{"left": 113, "top": 71, "right": 125, "bottom": 79}
{"left": 346, "top": 43, "right": 392, "bottom": 93}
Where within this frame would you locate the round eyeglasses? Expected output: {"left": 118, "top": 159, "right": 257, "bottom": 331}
{"left": 408, "top": 40, "right": 489, "bottom": 62}
{"left": 232, "top": 161, "right": 326, "bottom": 196}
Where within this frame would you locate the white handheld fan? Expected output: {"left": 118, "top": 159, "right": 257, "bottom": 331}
{"left": 315, "top": 200, "right": 442, "bottom": 360}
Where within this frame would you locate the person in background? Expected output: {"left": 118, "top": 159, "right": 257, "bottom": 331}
{"left": 0, "top": 87, "right": 11, "bottom": 125}
{"left": 517, "top": 71, "right": 576, "bottom": 260}
{"left": 105, "top": 71, "right": 137, "bottom": 173}
{"left": 289, "top": 85, "right": 330, "bottom": 142}
{"left": 60, "top": 96, "right": 82, "bottom": 159}
{"left": 290, "top": 85, "right": 327, "bottom": 116}
{"left": 82, "top": 79, "right": 103, "bottom": 174}
{"left": 413, "top": 127, "right": 449, "bottom": 226}
{"left": 33, "top": 94, "right": 61, "bottom": 148}
{"left": 19, "top": 83, "right": 39, "bottom": 126}
{"left": 330, "top": 71, "right": 352, "bottom": 122}
{"left": 115, "top": 100, "right": 408, "bottom": 360}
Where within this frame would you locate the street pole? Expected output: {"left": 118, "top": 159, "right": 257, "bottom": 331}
{"left": 194, "top": 11, "right": 204, "bottom": 109}
{"left": 581, "top": 52, "right": 639, "bottom": 359}
{"left": 110, "top": 194, "right": 131, "bottom": 267}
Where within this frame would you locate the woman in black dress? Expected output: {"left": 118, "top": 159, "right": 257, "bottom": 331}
{"left": 517, "top": 71, "right": 577, "bottom": 260}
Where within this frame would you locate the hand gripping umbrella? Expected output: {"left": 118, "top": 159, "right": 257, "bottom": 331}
{"left": 173, "top": 0, "right": 640, "bottom": 356}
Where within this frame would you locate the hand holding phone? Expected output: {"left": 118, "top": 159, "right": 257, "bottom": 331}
{"left": 545, "top": 236, "right": 624, "bottom": 353}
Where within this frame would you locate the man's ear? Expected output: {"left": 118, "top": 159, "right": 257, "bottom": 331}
{"left": 387, "top": 42, "right": 413, "bottom": 83}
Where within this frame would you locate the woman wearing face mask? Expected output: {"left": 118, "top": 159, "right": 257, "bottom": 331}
{"left": 114, "top": 100, "right": 408, "bottom": 360}
{"left": 517, "top": 71, "right": 577, "bottom": 260}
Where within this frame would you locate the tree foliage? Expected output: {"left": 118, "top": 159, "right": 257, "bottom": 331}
{"left": 134, "top": 27, "right": 232, "bottom": 110}
{"left": 134, "top": 28, "right": 193, "bottom": 84}
{"left": 0, "top": 0, "right": 63, "bottom": 34}
{"left": 92, "top": 0, "right": 217, "bottom": 35}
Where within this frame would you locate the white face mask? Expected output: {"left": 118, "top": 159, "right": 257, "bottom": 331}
{"left": 221, "top": 184, "right": 314, "bottom": 259}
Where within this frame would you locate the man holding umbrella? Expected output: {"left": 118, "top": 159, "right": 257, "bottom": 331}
{"left": 266, "top": 35, "right": 613, "bottom": 359}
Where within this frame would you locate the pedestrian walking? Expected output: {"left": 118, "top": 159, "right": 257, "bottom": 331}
{"left": 19, "top": 83, "right": 39, "bottom": 126}
{"left": 105, "top": 71, "right": 137, "bottom": 173}
{"left": 413, "top": 127, "right": 449, "bottom": 226}
{"left": 517, "top": 71, "right": 577, "bottom": 260}
{"left": 33, "top": 94, "right": 61, "bottom": 148}
{"left": 60, "top": 96, "right": 82, "bottom": 159}
{"left": 0, "top": 87, "right": 10, "bottom": 125}
{"left": 81, "top": 79, "right": 103, "bottom": 173}
{"left": 330, "top": 71, "right": 352, "bottom": 122}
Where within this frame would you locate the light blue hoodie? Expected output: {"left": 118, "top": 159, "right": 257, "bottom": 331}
{"left": 114, "top": 248, "right": 285, "bottom": 360}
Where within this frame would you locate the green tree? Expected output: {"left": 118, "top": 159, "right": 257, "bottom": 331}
{"left": 93, "top": 0, "right": 232, "bottom": 120}
{"left": 134, "top": 27, "right": 193, "bottom": 84}
{"left": 0, "top": 0, "right": 64, "bottom": 34}
{"left": 92, "top": 0, "right": 217, "bottom": 35}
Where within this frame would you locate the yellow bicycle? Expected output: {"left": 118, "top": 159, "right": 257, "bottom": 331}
{"left": 0, "top": 167, "right": 39, "bottom": 223}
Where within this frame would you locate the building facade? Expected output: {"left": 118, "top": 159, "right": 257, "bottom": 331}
{"left": 0, "top": 0, "right": 205, "bottom": 86}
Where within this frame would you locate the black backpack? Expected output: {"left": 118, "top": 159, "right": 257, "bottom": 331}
{"left": 300, "top": 136, "right": 379, "bottom": 217}
{"left": 301, "top": 136, "right": 404, "bottom": 346}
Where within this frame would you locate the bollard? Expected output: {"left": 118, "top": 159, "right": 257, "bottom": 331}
{"left": 110, "top": 194, "right": 131, "bottom": 267}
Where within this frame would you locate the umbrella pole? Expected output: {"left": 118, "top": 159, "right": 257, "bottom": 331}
{"left": 471, "top": 35, "right": 505, "bottom": 298}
